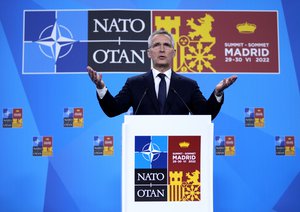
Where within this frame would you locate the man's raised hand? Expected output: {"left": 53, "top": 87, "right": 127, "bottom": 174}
{"left": 87, "top": 66, "right": 105, "bottom": 89}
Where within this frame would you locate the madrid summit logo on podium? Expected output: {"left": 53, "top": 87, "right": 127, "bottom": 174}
{"left": 23, "top": 10, "right": 278, "bottom": 74}
{"left": 134, "top": 136, "right": 201, "bottom": 202}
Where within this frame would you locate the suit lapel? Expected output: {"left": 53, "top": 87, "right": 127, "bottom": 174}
{"left": 144, "top": 71, "right": 160, "bottom": 113}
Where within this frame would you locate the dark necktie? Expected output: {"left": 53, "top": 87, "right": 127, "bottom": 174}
{"left": 157, "top": 73, "right": 166, "bottom": 114}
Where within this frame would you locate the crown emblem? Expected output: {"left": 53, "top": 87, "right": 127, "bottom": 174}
{"left": 236, "top": 22, "right": 256, "bottom": 34}
{"left": 179, "top": 141, "right": 190, "bottom": 148}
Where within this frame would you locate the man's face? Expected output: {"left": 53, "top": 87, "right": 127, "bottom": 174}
{"left": 147, "top": 34, "right": 176, "bottom": 71}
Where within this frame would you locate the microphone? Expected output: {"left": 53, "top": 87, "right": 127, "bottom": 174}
{"left": 171, "top": 88, "right": 193, "bottom": 115}
{"left": 134, "top": 88, "right": 148, "bottom": 115}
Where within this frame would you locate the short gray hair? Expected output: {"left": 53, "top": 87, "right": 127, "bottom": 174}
{"left": 147, "top": 29, "right": 175, "bottom": 48}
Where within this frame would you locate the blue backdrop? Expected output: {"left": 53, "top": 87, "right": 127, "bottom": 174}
{"left": 0, "top": 0, "right": 299, "bottom": 211}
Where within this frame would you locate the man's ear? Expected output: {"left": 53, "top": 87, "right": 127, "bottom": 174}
{"left": 147, "top": 49, "right": 151, "bottom": 58}
{"left": 172, "top": 49, "right": 176, "bottom": 57}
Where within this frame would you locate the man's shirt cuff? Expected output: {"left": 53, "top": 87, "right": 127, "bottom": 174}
{"left": 96, "top": 87, "right": 108, "bottom": 99}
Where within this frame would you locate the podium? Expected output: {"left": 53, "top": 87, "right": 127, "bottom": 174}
{"left": 122, "top": 115, "right": 213, "bottom": 212}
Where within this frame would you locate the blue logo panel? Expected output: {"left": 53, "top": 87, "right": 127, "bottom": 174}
{"left": 23, "top": 10, "right": 88, "bottom": 74}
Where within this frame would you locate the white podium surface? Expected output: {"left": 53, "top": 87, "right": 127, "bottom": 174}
{"left": 122, "top": 115, "right": 213, "bottom": 212}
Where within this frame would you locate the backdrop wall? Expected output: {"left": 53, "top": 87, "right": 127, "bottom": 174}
{"left": 0, "top": 0, "right": 299, "bottom": 211}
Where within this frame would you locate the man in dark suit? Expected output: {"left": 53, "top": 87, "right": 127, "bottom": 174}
{"left": 88, "top": 29, "right": 237, "bottom": 120}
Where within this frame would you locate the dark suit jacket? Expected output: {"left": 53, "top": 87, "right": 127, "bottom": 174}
{"left": 97, "top": 70, "right": 223, "bottom": 120}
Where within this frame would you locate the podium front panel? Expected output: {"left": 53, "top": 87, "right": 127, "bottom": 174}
{"left": 122, "top": 115, "right": 213, "bottom": 212}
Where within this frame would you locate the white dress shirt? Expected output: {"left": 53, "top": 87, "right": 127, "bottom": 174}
{"left": 152, "top": 68, "right": 172, "bottom": 98}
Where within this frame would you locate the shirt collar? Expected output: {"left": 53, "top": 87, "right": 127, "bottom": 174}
{"left": 152, "top": 68, "right": 172, "bottom": 79}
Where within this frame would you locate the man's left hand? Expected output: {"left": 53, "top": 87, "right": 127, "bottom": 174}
{"left": 215, "top": 75, "right": 238, "bottom": 96}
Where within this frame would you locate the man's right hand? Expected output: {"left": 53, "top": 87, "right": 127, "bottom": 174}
{"left": 87, "top": 66, "right": 105, "bottom": 89}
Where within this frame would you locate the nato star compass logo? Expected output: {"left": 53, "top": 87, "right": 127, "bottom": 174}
{"left": 135, "top": 136, "right": 168, "bottom": 169}
{"left": 141, "top": 142, "right": 162, "bottom": 164}
{"left": 23, "top": 10, "right": 88, "bottom": 74}
{"left": 36, "top": 22, "right": 75, "bottom": 62}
